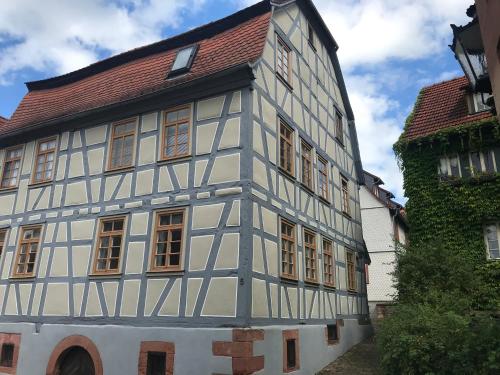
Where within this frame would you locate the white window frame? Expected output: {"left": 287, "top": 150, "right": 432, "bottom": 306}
{"left": 484, "top": 223, "right": 500, "bottom": 260}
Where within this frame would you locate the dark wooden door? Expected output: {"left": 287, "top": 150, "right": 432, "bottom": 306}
{"left": 58, "top": 347, "right": 95, "bottom": 375}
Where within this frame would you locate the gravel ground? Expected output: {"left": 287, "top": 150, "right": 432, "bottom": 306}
{"left": 316, "top": 336, "right": 381, "bottom": 375}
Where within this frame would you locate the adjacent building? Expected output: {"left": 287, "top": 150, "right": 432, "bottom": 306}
{"left": 360, "top": 171, "right": 407, "bottom": 319}
{"left": 0, "top": 1, "right": 371, "bottom": 374}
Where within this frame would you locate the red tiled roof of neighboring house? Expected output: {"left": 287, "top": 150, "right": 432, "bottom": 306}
{"left": 404, "top": 76, "right": 494, "bottom": 140}
{"left": 0, "top": 4, "right": 271, "bottom": 137}
{"left": 0, "top": 117, "right": 6, "bottom": 127}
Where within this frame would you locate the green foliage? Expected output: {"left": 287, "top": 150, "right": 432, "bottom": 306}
{"left": 378, "top": 119, "right": 500, "bottom": 374}
{"left": 378, "top": 304, "right": 500, "bottom": 375}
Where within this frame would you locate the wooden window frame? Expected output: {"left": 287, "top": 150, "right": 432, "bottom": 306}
{"left": 150, "top": 208, "right": 186, "bottom": 273}
{"left": 282, "top": 330, "right": 300, "bottom": 373}
{"left": 0, "top": 145, "right": 24, "bottom": 190}
{"left": 322, "top": 238, "right": 335, "bottom": 287}
{"left": 160, "top": 104, "right": 192, "bottom": 161}
{"left": 325, "top": 323, "right": 340, "bottom": 345}
{"left": 303, "top": 228, "right": 318, "bottom": 283}
{"left": 12, "top": 225, "right": 43, "bottom": 278}
{"left": 346, "top": 249, "right": 357, "bottom": 292}
{"left": 276, "top": 35, "right": 292, "bottom": 87}
{"left": 31, "top": 136, "right": 58, "bottom": 185}
{"left": 341, "top": 174, "right": 350, "bottom": 217}
{"left": 91, "top": 216, "right": 127, "bottom": 275}
{"left": 107, "top": 117, "right": 138, "bottom": 172}
{"left": 335, "top": 112, "right": 344, "bottom": 145}
{"left": 279, "top": 119, "right": 295, "bottom": 177}
{"left": 0, "top": 229, "right": 6, "bottom": 258}
{"left": 280, "top": 218, "right": 297, "bottom": 280}
{"left": 300, "top": 140, "right": 313, "bottom": 190}
{"left": 318, "top": 156, "right": 329, "bottom": 202}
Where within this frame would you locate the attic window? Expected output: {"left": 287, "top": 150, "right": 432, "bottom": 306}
{"left": 169, "top": 45, "right": 197, "bottom": 76}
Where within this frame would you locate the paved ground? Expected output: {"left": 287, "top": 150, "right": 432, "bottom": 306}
{"left": 316, "top": 336, "right": 381, "bottom": 375}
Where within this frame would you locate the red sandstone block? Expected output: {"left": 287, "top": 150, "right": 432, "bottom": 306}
{"left": 232, "top": 356, "right": 265, "bottom": 375}
{"left": 213, "top": 341, "right": 253, "bottom": 357}
{"left": 232, "top": 329, "right": 265, "bottom": 342}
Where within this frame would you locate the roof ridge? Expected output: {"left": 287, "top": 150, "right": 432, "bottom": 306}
{"left": 420, "top": 75, "right": 467, "bottom": 91}
{"left": 26, "top": 0, "right": 271, "bottom": 91}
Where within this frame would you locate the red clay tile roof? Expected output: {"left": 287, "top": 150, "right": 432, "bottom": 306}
{"left": 0, "top": 6, "right": 271, "bottom": 137}
{"left": 0, "top": 117, "right": 6, "bottom": 127}
{"left": 404, "top": 76, "right": 494, "bottom": 140}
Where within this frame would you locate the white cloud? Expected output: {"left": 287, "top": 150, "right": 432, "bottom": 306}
{"left": 311, "top": 0, "right": 471, "bottom": 201}
{"left": 0, "top": 0, "right": 206, "bottom": 83}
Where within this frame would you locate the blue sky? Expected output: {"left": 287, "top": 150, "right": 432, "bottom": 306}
{"left": 0, "top": 0, "right": 472, "bottom": 202}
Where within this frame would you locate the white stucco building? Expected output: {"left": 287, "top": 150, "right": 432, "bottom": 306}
{"left": 360, "top": 171, "right": 408, "bottom": 318}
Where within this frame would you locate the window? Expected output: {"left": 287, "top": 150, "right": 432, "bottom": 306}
{"left": 393, "top": 220, "right": 400, "bottom": 243}
{"left": 438, "top": 150, "right": 498, "bottom": 178}
{"left": 307, "top": 23, "right": 315, "bottom": 50}
{"left": 169, "top": 45, "right": 197, "bottom": 76}
{"left": 282, "top": 330, "right": 299, "bottom": 372}
{"left": 326, "top": 324, "right": 339, "bottom": 344}
{"left": 0, "top": 146, "right": 23, "bottom": 189}
{"left": 341, "top": 175, "right": 350, "bottom": 216}
{"left": 14, "top": 226, "right": 42, "bottom": 277}
{"left": 0, "top": 229, "right": 6, "bottom": 258}
{"left": 108, "top": 119, "right": 136, "bottom": 170}
{"left": 162, "top": 106, "right": 191, "bottom": 160}
{"left": 300, "top": 141, "right": 312, "bottom": 189}
{"left": 323, "top": 238, "right": 335, "bottom": 287}
{"left": 0, "top": 344, "right": 14, "bottom": 367}
{"left": 484, "top": 224, "right": 500, "bottom": 260}
{"left": 32, "top": 138, "right": 57, "bottom": 184}
{"left": 139, "top": 342, "right": 175, "bottom": 375}
{"left": 469, "top": 92, "right": 491, "bottom": 113}
{"left": 279, "top": 120, "right": 294, "bottom": 176}
{"left": 280, "top": 219, "right": 296, "bottom": 279}
{"left": 304, "top": 229, "right": 317, "bottom": 282}
{"left": 365, "top": 264, "right": 370, "bottom": 284}
{"left": 318, "top": 157, "right": 329, "bottom": 201}
{"left": 276, "top": 36, "right": 291, "bottom": 85}
{"left": 146, "top": 352, "right": 166, "bottom": 375}
{"left": 151, "top": 209, "right": 185, "bottom": 271}
{"left": 346, "top": 250, "right": 357, "bottom": 292}
{"left": 93, "top": 217, "right": 125, "bottom": 274}
{"left": 335, "top": 112, "right": 344, "bottom": 144}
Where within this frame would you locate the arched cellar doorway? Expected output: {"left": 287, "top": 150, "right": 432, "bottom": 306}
{"left": 46, "top": 335, "right": 103, "bottom": 375}
{"left": 56, "top": 346, "right": 95, "bottom": 375}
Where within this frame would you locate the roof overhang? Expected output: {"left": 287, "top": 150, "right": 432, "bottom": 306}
{"left": 0, "top": 63, "right": 254, "bottom": 146}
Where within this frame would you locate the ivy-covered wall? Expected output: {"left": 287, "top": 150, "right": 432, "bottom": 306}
{"left": 394, "top": 119, "right": 500, "bottom": 266}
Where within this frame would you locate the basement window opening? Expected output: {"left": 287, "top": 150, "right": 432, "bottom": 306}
{"left": 286, "top": 339, "right": 296, "bottom": 369}
{"left": 327, "top": 324, "right": 339, "bottom": 343}
{"left": 0, "top": 343, "right": 14, "bottom": 367}
{"left": 169, "top": 45, "right": 198, "bottom": 77}
{"left": 146, "top": 352, "right": 166, "bottom": 375}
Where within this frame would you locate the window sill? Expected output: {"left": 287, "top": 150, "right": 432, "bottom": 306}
{"left": 318, "top": 196, "right": 331, "bottom": 206}
{"left": 334, "top": 137, "right": 345, "bottom": 148}
{"left": 104, "top": 166, "right": 135, "bottom": 176}
{"left": 280, "top": 275, "right": 298, "bottom": 284}
{"left": 323, "top": 284, "right": 336, "bottom": 291}
{"left": 146, "top": 270, "right": 185, "bottom": 277}
{"left": 28, "top": 180, "right": 53, "bottom": 189}
{"left": 88, "top": 272, "right": 122, "bottom": 280}
{"left": 278, "top": 167, "right": 296, "bottom": 182}
{"left": 9, "top": 275, "right": 35, "bottom": 281}
{"left": 342, "top": 211, "right": 352, "bottom": 220}
{"left": 304, "top": 279, "right": 320, "bottom": 287}
{"left": 347, "top": 289, "right": 358, "bottom": 295}
{"left": 300, "top": 183, "right": 315, "bottom": 196}
{"left": 0, "top": 186, "right": 18, "bottom": 194}
{"left": 276, "top": 73, "right": 293, "bottom": 91}
{"left": 157, "top": 155, "right": 192, "bottom": 166}
{"left": 327, "top": 339, "right": 339, "bottom": 346}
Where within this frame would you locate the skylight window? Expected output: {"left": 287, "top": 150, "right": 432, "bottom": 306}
{"left": 169, "top": 45, "right": 198, "bottom": 76}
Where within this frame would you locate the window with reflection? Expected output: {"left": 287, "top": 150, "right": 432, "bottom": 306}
{"left": 151, "top": 209, "right": 185, "bottom": 271}
{"left": 162, "top": 106, "right": 191, "bottom": 160}
{"left": 93, "top": 217, "right": 125, "bottom": 274}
